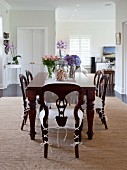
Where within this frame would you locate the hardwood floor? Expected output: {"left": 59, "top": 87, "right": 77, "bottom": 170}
{"left": 0, "top": 84, "right": 127, "bottom": 104}
{"left": 0, "top": 84, "right": 22, "bottom": 97}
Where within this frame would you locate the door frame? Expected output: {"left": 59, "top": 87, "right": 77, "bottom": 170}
{"left": 123, "top": 22, "right": 127, "bottom": 94}
{"left": 17, "top": 26, "right": 48, "bottom": 57}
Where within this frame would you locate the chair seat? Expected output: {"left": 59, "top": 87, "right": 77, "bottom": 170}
{"left": 39, "top": 106, "right": 83, "bottom": 129}
{"left": 94, "top": 96, "right": 102, "bottom": 109}
{"left": 75, "top": 66, "right": 88, "bottom": 75}
{"left": 81, "top": 96, "right": 102, "bottom": 110}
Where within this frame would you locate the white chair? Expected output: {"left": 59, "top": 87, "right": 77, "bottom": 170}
{"left": 75, "top": 66, "right": 88, "bottom": 75}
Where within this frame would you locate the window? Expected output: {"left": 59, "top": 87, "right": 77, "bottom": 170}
{"left": 69, "top": 36, "right": 91, "bottom": 67}
{"left": 0, "top": 17, "right": 2, "bottom": 55}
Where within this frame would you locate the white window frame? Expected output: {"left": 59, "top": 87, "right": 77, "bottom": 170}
{"left": 69, "top": 35, "right": 91, "bottom": 67}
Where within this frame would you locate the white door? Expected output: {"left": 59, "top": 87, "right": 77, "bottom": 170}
{"left": 17, "top": 27, "right": 48, "bottom": 77}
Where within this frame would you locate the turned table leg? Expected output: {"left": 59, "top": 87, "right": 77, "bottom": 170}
{"left": 86, "top": 90, "right": 95, "bottom": 140}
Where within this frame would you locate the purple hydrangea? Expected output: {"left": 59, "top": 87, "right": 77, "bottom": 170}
{"left": 64, "top": 55, "right": 81, "bottom": 66}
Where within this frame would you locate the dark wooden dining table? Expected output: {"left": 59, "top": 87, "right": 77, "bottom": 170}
{"left": 26, "top": 71, "right": 95, "bottom": 140}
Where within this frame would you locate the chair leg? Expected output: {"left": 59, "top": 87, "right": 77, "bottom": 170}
{"left": 40, "top": 125, "right": 48, "bottom": 158}
{"left": 96, "top": 109, "right": 104, "bottom": 123}
{"left": 96, "top": 109, "right": 108, "bottom": 129}
{"left": 103, "top": 117, "right": 108, "bottom": 129}
{"left": 99, "top": 110, "right": 108, "bottom": 129}
{"left": 44, "top": 144, "right": 48, "bottom": 158}
{"left": 21, "top": 111, "right": 28, "bottom": 130}
{"left": 79, "top": 121, "right": 83, "bottom": 142}
{"left": 24, "top": 112, "right": 28, "bottom": 124}
{"left": 96, "top": 109, "right": 102, "bottom": 119}
{"left": 75, "top": 144, "right": 79, "bottom": 158}
{"left": 41, "top": 125, "right": 44, "bottom": 142}
{"left": 101, "top": 114, "right": 108, "bottom": 129}
{"left": 74, "top": 118, "right": 81, "bottom": 158}
{"left": 21, "top": 119, "right": 25, "bottom": 130}
{"left": 43, "top": 119, "right": 48, "bottom": 158}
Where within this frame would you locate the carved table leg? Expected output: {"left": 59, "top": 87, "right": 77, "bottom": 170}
{"left": 27, "top": 91, "right": 37, "bottom": 140}
{"left": 86, "top": 90, "right": 95, "bottom": 140}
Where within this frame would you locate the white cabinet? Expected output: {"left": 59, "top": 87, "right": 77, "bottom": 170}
{"left": 96, "top": 62, "right": 115, "bottom": 71}
{"left": 96, "top": 63, "right": 106, "bottom": 70}
{"left": 4, "top": 64, "right": 21, "bottom": 86}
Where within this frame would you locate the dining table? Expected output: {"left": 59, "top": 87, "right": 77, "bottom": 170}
{"left": 26, "top": 71, "right": 95, "bottom": 140}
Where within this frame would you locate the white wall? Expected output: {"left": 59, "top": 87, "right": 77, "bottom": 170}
{"left": 9, "top": 10, "right": 56, "bottom": 55}
{"left": 0, "top": 2, "right": 10, "bottom": 89}
{"left": 56, "top": 21, "right": 115, "bottom": 59}
{"left": 7, "top": 10, "right": 56, "bottom": 85}
{"left": 115, "top": 0, "right": 127, "bottom": 94}
{"left": 0, "top": 9, "right": 56, "bottom": 88}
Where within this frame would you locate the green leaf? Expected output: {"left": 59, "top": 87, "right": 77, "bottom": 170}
{"left": 13, "top": 55, "right": 21, "bottom": 61}
{"left": 15, "top": 55, "right": 21, "bottom": 58}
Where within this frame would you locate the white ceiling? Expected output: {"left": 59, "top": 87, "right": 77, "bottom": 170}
{"left": 2, "top": 0, "right": 116, "bottom": 21}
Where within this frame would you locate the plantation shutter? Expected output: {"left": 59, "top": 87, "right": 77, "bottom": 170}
{"left": 69, "top": 36, "right": 91, "bottom": 67}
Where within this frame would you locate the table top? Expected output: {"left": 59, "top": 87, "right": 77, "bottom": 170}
{"left": 26, "top": 71, "right": 95, "bottom": 90}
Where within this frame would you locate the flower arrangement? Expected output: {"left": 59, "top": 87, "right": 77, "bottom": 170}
{"left": 57, "top": 40, "right": 67, "bottom": 57}
{"left": 42, "top": 55, "right": 59, "bottom": 78}
{"left": 57, "top": 40, "right": 67, "bottom": 49}
{"left": 64, "top": 55, "right": 81, "bottom": 66}
{"left": 8, "top": 42, "right": 21, "bottom": 64}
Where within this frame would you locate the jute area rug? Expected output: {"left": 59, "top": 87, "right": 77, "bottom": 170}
{"left": 0, "top": 96, "right": 127, "bottom": 170}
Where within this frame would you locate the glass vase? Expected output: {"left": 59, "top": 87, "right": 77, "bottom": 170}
{"left": 47, "top": 65, "right": 53, "bottom": 78}
{"left": 69, "top": 65, "right": 75, "bottom": 78}
{"left": 59, "top": 49, "right": 62, "bottom": 59}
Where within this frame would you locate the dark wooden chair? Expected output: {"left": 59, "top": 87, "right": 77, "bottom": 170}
{"left": 82, "top": 72, "right": 109, "bottom": 129}
{"left": 19, "top": 74, "right": 29, "bottom": 130}
{"left": 103, "top": 69, "right": 115, "bottom": 85}
{"left": 39, "top": 83, "right": 84, "bottom": 158}
{"left": 95, "top": 74, "right": 109, "bottom": 129}
{"left": 94, "top": 70, "right": 104, "bottom": 96}
{"left": 25, "top": 70, "right": 42, "bottom": 111}
{"left": 25, "top": 70, "right": 33, "bottom": 84}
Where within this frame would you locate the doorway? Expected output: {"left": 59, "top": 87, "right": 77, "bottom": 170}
{"left": 17, "top": 27, "right": 48, "bottom": 76}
